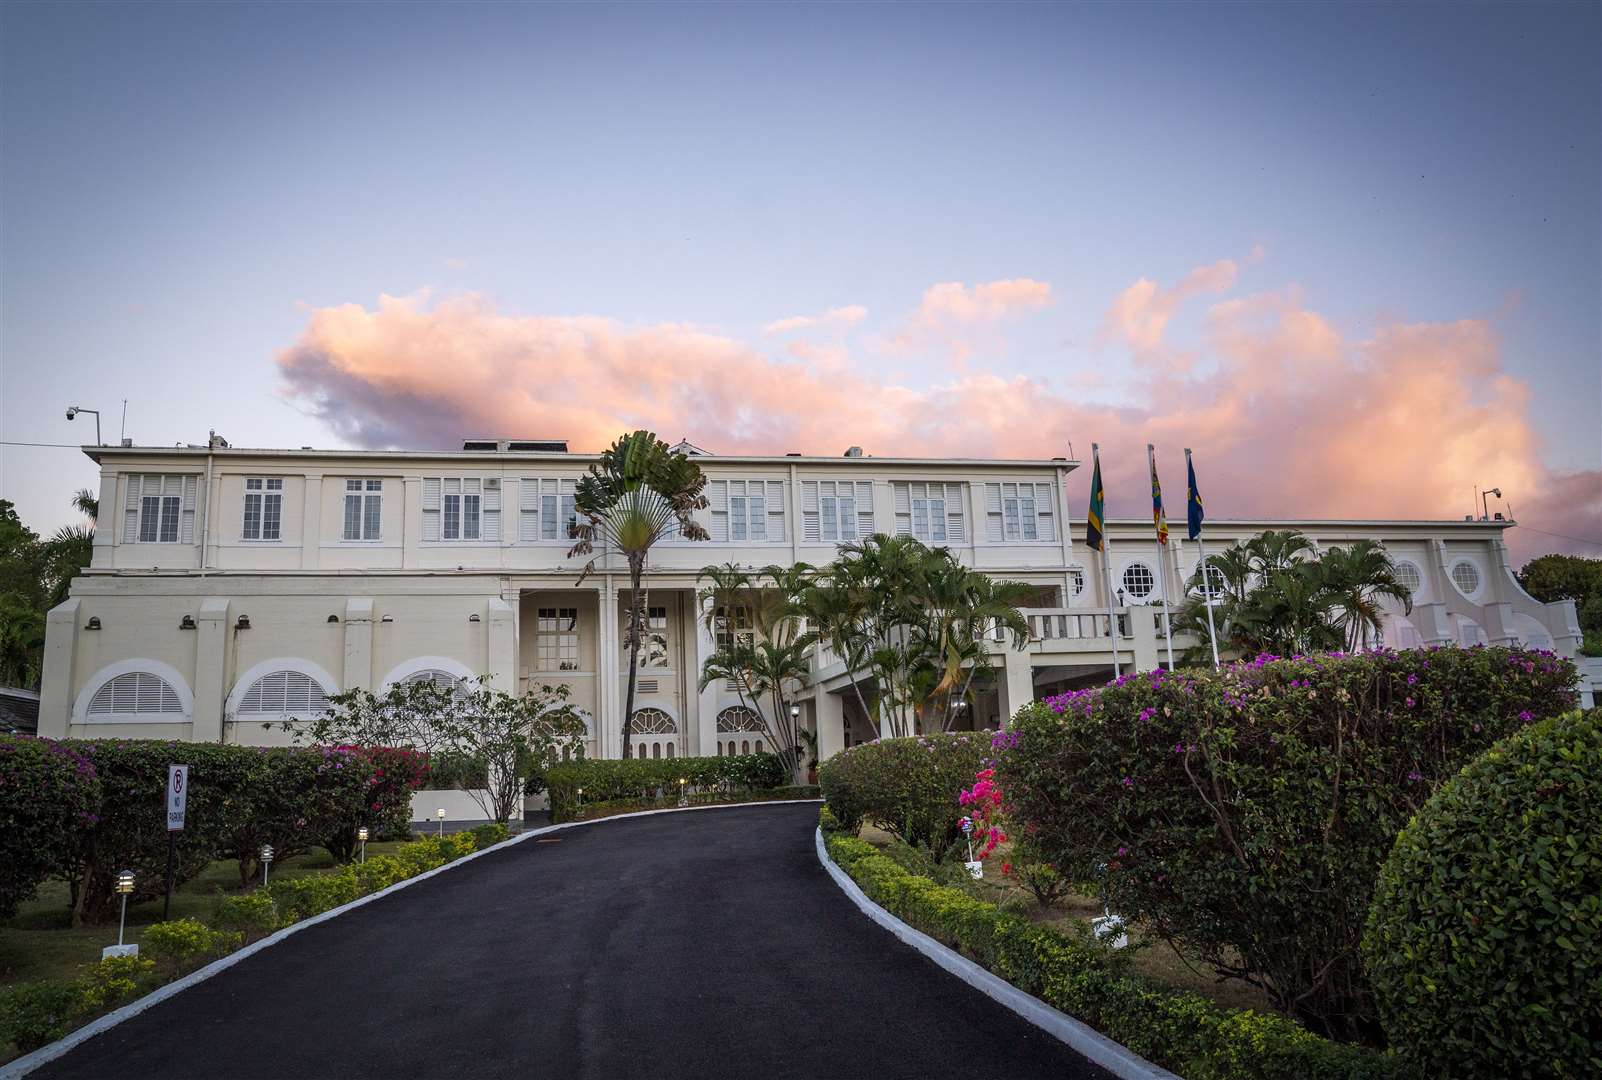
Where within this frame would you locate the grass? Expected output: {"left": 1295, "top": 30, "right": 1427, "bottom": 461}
{"left": 0, "top": 842, "right": 408, "bottom": 990}
{"left": 857, "top": 825, "right": 1274, "bottom": 1015}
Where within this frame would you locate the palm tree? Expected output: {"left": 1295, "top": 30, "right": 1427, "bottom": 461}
{"left": 42, "top": 488, "right": 98, "bottom": 608}
{"left": 570, "top": 432, "right": 708, "bottom": 758}
{"left": 795, "top": 573, "right": 876, "bottom": 737}
{"left": 1317, "top": 540, "right": 1413, "bottom": 650}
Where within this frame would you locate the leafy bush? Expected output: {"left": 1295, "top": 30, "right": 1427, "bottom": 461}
{"left": 823, "top": 828, "right": 1400, "bottom": 1080}
{"left": 213, "top": 891, "right": 279, "bottom": 940}
{"left": 0, "top": 981, "right": 80, "bottom": 1053}
{"left": 265, "top": 870, "right": 364, "bottom": 923}
{"left": 140, "top": 918, "right": 244, "bottom": 976}
{"left": 216, "top": 746, "right": 375, "bottom": 885}
{"left": 998, "top": 646, "right": 1575, "bottom": 1042}
{"left": 1363, "top": 708, "right": 1602, "bottom": 1078}
{"left": 818, "top": 733, "right": 991, "bottom": 860}
{"left": 353, "top": 854, "right": 410, "bottom": 894}
{"left": 75, "top": 954, "right": 156, "bottom": 1013}
{"left": 546, "top": 753, "right": 786, "bottom": 822}
{"left": 424, "top": 749, "right": 488, "bottom": 790}
{"left": 353, "top": 745, "right": 428, "bottom": 840}
{"left": 468, "top": 822, "right": 508, "bottom": 850}
{"left": 0, "top": 736, "right": 99, "bottom": 920}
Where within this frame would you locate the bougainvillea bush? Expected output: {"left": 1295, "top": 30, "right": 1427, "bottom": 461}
{"left": 215, "top": 747, "right": 376, "bottom": 885}
{"left": 349, "top": 745, "right": 428, "bottom": 843}
{"left": 0, "top": 736, "right": 99, "bottom": 920}
{"left": 819, "top": 733, "right": 991, "bottom": 861}
{"left": 1363, "top": 708, "right": 1602, "bottom": 1079}
{"left": 996, "top": 646, "right": 1575, "bottom": 1043}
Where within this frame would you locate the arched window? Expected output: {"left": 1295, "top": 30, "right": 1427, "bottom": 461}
{"left": 1121, "top": 562, "right": 1155, "bottom": 600}
{"left": 716, "top": 706, "right": 765, "bottom": 733}
{"left": 403, "top": 669, "right": 467, "bottom": 692}
{"left": 628, "top": 708, "right": 677, "bottom": 735}
{"left": 237, "top": 670, "right": 328, "bottom": 717}
{"left": 88, "top": 672, "right": 183, "bottom": 718}
{"left": 1192, "top": 563, "right": 1226, "bottom": 601}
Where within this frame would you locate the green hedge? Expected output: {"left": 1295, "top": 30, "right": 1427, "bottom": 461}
{"left": 0, "top": 737, "right": 99, "bottom": 921}
{"left": 999, "top": 645, "right": 1576, "bottom": 1041}
{"left": 821, "top": 818, "right": 1400, "bottom": 1080}
{"left": 1364, "top": 707, "right": 1602, "bottom": 1079}
{"left": 546, "top": 753, "right": 786, "bottom": 822}
{"left": 818, "top": 732, "right": 991, "bottom": 860}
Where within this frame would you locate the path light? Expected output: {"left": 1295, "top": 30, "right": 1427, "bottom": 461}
{"left": 260, "top": 844, "right": 274, "bottom": 885}
{"left": 115, "top": 870, "right": 135, "bottom": 945}
{"left": 357, "top": 826, "right": 369, "bottom": 864}
{"left": 437, "top": 807, "right": 446, "bottom": 837}
{"left": 678, "top": 776, "right": 688, "bottom": 808}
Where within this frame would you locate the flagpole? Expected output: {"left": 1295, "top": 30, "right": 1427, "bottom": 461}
{"left": 1186, "top": 447, "right": 1221, "bottom": 670}
{"left": 1148, "top": 444, "right": 1176, "bottom": 670}
{"left": 1092, "top": 443, "right": 1121, "bottom": 679}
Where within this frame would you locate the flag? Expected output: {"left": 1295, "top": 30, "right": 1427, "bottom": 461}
{"left": 1148, "top": 446, "right": 1169, "bottom": 545}
{"left": 1186, "top": 453, "right": 1204, "bottom": 541}
{"left": 1085, "top": 449, "right": 1105, "bottom": 552}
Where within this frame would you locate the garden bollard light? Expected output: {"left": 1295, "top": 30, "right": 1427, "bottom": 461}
{"left": 260, "top": 844, "right": 274, "bottom": 885}
{"left": 357, "top": 826, "right": 368, "bottom": 864}
{"left": 960, "top": 816, "right": 983, "bottom": 880}
{"left": 437, "top": 807, "right": 446, "bottom": 837}
{"left": 678, "top": 776, "right": 688, "bottom": 807}
{"left": 103, "top": 870, "right": 139, "bottom": 959}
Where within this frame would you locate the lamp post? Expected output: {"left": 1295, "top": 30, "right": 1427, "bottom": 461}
{"left": 114, "top": 869, "right": 134, "bottom": 947}
{"left": 259, "top": 844, "right": 274, "bottom": 885}
{"left": 1480, "top": 486, "right": 1503, "bottom": 521}
{"left": 678, "top": 776, "right": 688, "bottom": 808}
{"left": 436, "top": 807, "right": 446, "bottom": 837}
{"left": 357, "top": 826, "right": 369, "bottom": 864}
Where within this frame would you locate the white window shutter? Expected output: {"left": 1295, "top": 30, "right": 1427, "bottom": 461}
{"left": 707, "top": 480, "right": 728, "bottom": 512}
{"left": 802, "top": 482, "right": 820, "bottom": 542}
{"left": 766, "top": 481, "right": 785, "bottom": 541}
{"left": 984, "top": 483, "right": 1003, "bottom": 543}
{"left": 893, "top": 483, "right": 912, "bottom": 536}
{"left": 857, "top": 482, "right": 875, "bottom": 538}
{"left": 1035, "top": 483, "right": 1056, "bottom": 542}
{"left": 180, "top": 475, "right": 198, "bottom": 544}
{"left": 519, "top": 479, "right": 540, "bottom": 542}
{"left": 945, "top": 484, "right": 966, "bottom": 543}
{"left": 422, "top": 477, "right": 441, "bottom": 542}
{"left": 482, "top": 479, "right": 501, "bottom": 541}
{"left": 123, "top": 475, "right": 141, "bottom": 542}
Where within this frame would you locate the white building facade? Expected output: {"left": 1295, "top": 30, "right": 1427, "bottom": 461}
{"left": 36, "top": 441, "right": 1589, "bottom": 772}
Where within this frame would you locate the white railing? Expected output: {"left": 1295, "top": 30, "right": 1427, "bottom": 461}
{"left": 989, "top": 607, "right": 1131, "bottom": 644}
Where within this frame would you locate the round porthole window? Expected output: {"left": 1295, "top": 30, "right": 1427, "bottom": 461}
{"left": 1122, "top": 563, "right": 1155, "bottom": 600}
{"left": 1393, "top": 560, "right": 1422, "bottom": 596}
{"left": 1450, "top": 561, "right": 1481, "bottom": 597}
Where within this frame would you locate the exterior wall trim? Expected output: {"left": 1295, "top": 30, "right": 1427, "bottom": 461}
{"left": 71, "top": 658, "right": 195, "bottom": 725}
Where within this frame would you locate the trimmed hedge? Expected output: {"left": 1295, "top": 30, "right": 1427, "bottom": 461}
{"left": 818, "top": 732, "right": 991, "bottom": 860}
{"left": 998, "top": 646, "right": 1576, "bottom": 1041}
{"left": 0, "top": 736, "right": 99, "bottom": 920}
{"left": 821, "top": 818, "right": 1400, "bottom": 1080}
{"left": 546, "top": 753, "right": 786, "bottom": 822}
{"left": 215, "top": 746, "right": 375, "bottom": 887}
{"left": 1364, "top": 707, "right": 1602, "bottom": 1078}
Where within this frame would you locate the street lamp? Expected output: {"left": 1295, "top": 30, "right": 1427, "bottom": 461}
{"left": 436, "top": 807, "right": 446, "bottom": 837}
{"left": 259, "top": 844, "right": 274, "bottom": 885}
{"left": 678, "top": 776, "right": 688, "bottom": 807}
{"left": 357, "top": 826, "right": 369, "bottom": 864}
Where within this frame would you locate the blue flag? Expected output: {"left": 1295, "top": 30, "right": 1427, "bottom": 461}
{"left": 1186, "top": 454, "right": 1204, "bottom": 541}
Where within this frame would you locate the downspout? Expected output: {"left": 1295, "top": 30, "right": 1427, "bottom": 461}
{"left": 200, "top": 433, "right": 216, "bottom": 575}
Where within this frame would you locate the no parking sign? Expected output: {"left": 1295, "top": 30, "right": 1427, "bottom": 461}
{"left": 167, "top": 764, "right": 188, "bottom": 831}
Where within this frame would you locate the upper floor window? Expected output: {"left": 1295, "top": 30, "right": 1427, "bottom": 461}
{"left": 1393, "top": 560, "right": 1422, "bottom": 597}
{"left": 242, "top": 478, "right": 283, "bottom": 541}
{"left": 124, "top": 474, "right": 197, "bottom": 544}
{"left": 802, "top": 480, "right": 874, "bottom": 544}
{"left": 625, "top": 605, "right": 670, "bottom": 668}
{"left": 983, "top": 482, "right": 1056, "bottom": 543}
{"left": 708, "top": 479, "right": 784, "bottom": 542}
{"left": 536, "top": 608, "right": 580, "bottom": 671}
{"left": 519, "top": 478, "right": 578, "bottom": 542}
{"left": 423, "top": 477, "right": 501, "bottom": 542}
{"left": 1067, "top": 566, "right": 1086, "bottom": 598}
{"left": 893, "top": 482, "right": 965, "bottom": 544}
{"left": 343, "top": 479, "right": 382, "bottom": 541}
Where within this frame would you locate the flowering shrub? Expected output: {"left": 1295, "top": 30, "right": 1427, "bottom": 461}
{"left": 347, "top": 745, "right": 428, "bottom": 842}
{"left": 996, "top": 646, "right": 1576, "bottom": 1043}
{"left": 819, "top": 733, "right": 991, "bottom": 860}
{"left": 0, "top": 736, "right": 99, "bottom": 920}
{"left": 1363, "top": 708, "right": 1602, "bottom": 1078}
{"left": 546, "top": 753, "right": 786, "bottom": 822}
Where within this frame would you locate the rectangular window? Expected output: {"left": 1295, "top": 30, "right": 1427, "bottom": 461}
{"left": 422, "top": 477, "right": 499, "bottom": 542}
{"left": 707, "top": 479, "right": 784, "bottom": 542}
{"left": 343, "top": 479, "right": 382, "bottom": 540}
{"left": 624, "top": 605, "right": 670, "bottom": 668}
{"left": 984, "top": 482, "right": 1056, "bottom": 543}
{"left": 714, "top": 605, "right": 754, "bottom": 691}
{"left": 801, "top": 480, "right": 874, "bottom": 544}
{"left": 536, "top": 607, "right": 580, "bottom": 671}
{"left": 125, "top": 474, "right": 196, "bottom": 544}
{"left": 242, "top": 477, "right": 283, "bottom": 541}
{"left": 893, "top": 482, "right": 965, "bottom": 543}
{"left": 519, "top": 478, "right": 577, "bottom": 542}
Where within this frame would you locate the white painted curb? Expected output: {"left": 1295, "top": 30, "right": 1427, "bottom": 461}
{"left": 0, "top": 798, "right": 821, "bottom": 1078}
{"left": 814, "top": 827, "right": 1183, "bottom": 1080}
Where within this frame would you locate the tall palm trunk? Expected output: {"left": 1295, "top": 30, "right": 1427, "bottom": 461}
{"left": 621, "top": 556, "right": 647, "bottom": 759}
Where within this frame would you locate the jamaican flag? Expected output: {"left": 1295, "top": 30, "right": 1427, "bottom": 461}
{"left": 1085, "top": 448, "right": 1106, "bottom": 552}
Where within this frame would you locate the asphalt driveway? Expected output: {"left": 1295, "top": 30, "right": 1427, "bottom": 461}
{"left": 31, "top": 802, "right": 1109, "bottom": 1079}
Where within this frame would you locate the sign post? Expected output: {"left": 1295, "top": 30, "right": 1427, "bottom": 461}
{"left": 164, "top": 765, "right": 188, "bottom": 920}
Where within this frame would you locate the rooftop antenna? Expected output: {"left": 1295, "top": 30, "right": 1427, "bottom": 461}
{"left": 120, "top": 399, "right": 127, "bottom": 443}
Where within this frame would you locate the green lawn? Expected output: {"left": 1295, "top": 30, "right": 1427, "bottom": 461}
{"left": 1, "top": 842, "right": 408, "bottom": 989}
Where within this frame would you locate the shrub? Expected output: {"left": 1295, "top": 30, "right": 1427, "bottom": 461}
{"left": 265, "top": 870, "right": 364, "bottom": 923}
{"left": 818, "top": 733, "right": 991, "bottom": 860}
{"left": 355, "top": 745, "right": 428, "bottom": 841}
{"left": 997, "top": 646, "right": 1576, "bottom": 1042}
{"left": 0, "top": 981, "right": 80, "bottom": 1053}
{"left": 545, "top": 753, "right": 786, "bottom": 822}
{"left": 468, "top": 822, "right": 508, "bottom": 850}
{"left": 59, "top": 741, "right": 266, "bottom": 925}
{"left": 0, "top": 736, "right": 99, "bottom": 921}
{"left": 353, "top": 854, "right": 409, "bottom": 894}
{"left": 823, "top": 833, "right": 1400, "bottom": 1080}
{"left": 140, "top": 918, "right": 244, "bottom": 976}
{"left": 75, "top": 954, "right": 156, "bottom": 1013}
{"left": 1363, "top": 708, "right": 1602, "bottom": 1078}
{"left": 215, "top": 746, "right": 375, "bottom": 885}
{"left": 214, "top": 891, "right": 279, "bottom": 940}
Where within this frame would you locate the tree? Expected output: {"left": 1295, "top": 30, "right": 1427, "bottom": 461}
{"left": 0, "top": 500, "right": 47, "bottom": 688}
{"left": 1318, "top": 540, "right": 1413, "bottom": 650}
{"left": 1518, "top": 554, "right": 1602, "bottom": 656}
{"left": 569, "top": 431, "right": 709, "bottom": 758}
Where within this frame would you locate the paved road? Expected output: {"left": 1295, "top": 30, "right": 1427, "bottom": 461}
{"left": 34, "top": 803, "right": 1109, "bottom": 1079}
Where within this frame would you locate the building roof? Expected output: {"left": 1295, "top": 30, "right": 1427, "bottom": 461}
{"left": 0, "top": 687, "right": 40, "bottom": 735}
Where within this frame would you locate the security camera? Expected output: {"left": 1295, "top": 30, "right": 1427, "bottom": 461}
{"left": 66, "top": 406, "right": 78, "bottom": 420}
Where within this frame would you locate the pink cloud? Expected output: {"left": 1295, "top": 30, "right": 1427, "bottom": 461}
{"left": 763, "top": 305, "right": 868, "bottom": 335}
{"left": 1102, "top": 257, "right": 1240, "bottom": 353}
{"left": 912, "top": 278, "right": 1052, "bottom": 324}
{"left": 277, "top": 274, "right": 1599, "bottom": 564}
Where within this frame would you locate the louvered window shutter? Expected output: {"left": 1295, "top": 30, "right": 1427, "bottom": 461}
{"left": 1035, "top": 482, "right": 1055, "bottom": 542}
{"left": 481, "top": 479, "right": 501, "bottom": 541}
{"left": 802, "top": 482, "right": 820, "bottom": 542}
{"left": 856, "top": 482, "right": 875, "bottom": 539}
{"left": 707, "top": 481, "right": 729, "bottom": 542}
{"left": 766, "top": 481, "right": 784, "bottom": 541}
{"left": 422, "top": 477, "right": 442, "bottom": 541}
{"left": 519, "top": 479, "right": 540, "bottom": 542}
{"left": 984, "top": 483, "right": 1003, "bottom": 543}
{"left": 945, "top": 484, "right": 966, "bottom": 543}
{"left": 893, "top": 483, "right": 912, "bottom": 535}
{"left": 180, "top": 475, "right": 198, "bottom": 544}
{"left": 748, "top": 484, "right": 765, "bottom": 541}
{"left": 124, "top": 475, "right": 142, "bottom": 543}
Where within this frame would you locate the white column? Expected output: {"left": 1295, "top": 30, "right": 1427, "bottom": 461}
{"left": 816, "top": 690, "right": 845, "bottom": 765}
{"left": 300, "top": 473, "right": 322, "bottom": 569}
{"left": 597, "top": 578, "right": 620, "bottom": 758}
{"left": 485, "top": 598, "right": 516, "bottom": 692}
{"left": 343, "top": 598, "right": 374, "bottom": 690}
{"left": 996, "top": 650, "right": 1035, "bottom": 727}
{"left": 93, "top": 474, "right": 117, "bottom": 567}
{"left": 1131, "top": 608, "right": 1161, "bottom": 672}
{"left": 192, "top": 597, "right": 230, "bottom": 743}
{"left": 693, "top": 592, "right": 718, "bottom": 757}
{"left": 38, "top": 599, "right": 80, "bottom": 737}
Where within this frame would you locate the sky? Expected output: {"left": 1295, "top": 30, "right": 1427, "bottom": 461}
{"left": 2, "top": 1, "right": 1598, "bottom": 564}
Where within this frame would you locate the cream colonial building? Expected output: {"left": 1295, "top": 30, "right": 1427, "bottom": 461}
{"left": 36, "top": 438, "right": 1589, "bottom": 772}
